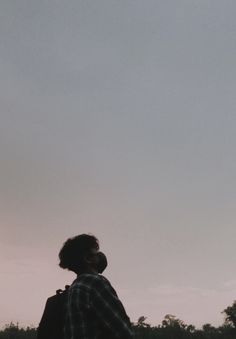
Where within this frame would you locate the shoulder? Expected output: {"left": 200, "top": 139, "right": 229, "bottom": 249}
{"left": 91, "top": 274, "right": 112, "bottom": 287}
{"left": 91, "top": 275, "right": 119, "bottom": 298}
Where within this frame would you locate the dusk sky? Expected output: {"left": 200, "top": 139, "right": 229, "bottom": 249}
{"left": 1, "top": 0, "right": 236, "bottom": 329}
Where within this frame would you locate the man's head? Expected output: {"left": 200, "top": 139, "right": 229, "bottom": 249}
{"left": 59, "top": 234, "right": 99, "bottom": 274}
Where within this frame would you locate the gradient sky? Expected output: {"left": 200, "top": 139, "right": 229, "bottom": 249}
{"left": 1, "top": 0, "right": 236, "bottom": 329}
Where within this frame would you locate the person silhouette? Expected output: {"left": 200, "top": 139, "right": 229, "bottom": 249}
{"left": 59, "top": 234, "right": 133, "bottom": 339}
{"left": 37, "top": 250, "right": 108, "bottom": 339}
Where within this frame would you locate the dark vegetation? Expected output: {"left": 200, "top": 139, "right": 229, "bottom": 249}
{"left": 1, "top": 301, "right": 235, "bottom": 339}
{"left": 0, "top": 324, "right": 36, "bottom": 339}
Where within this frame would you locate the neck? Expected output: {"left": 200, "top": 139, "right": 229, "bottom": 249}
{"left": 77, "top": 267, "right": 98, "bottom": 276}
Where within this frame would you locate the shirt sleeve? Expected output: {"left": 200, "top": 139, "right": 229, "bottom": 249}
{"left": 91, "top": 276, "right": 134, "bottom": 339}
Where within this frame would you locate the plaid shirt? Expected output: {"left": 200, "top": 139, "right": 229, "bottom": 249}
{"left": 64, "top": 274, "right": 134, "bottom": 339}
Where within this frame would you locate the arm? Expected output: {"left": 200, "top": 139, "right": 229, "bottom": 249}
{"left": 91, "top": 276, "right": 134, "bottom": 339}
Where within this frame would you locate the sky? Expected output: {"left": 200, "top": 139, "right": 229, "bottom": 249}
{"left": 0, "top": 0, "right": 236, "bottom": 329}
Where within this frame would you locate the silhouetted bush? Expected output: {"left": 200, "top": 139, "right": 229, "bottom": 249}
{"left": 1, "top": 301, "right": 236, "bottom": 339}
{"left": 0, "top": 323, "right": 36, "bottom": 339}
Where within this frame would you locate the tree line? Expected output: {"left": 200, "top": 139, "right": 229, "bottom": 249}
{"left": 1, "top": 301, "right": 235, "bottom": 339}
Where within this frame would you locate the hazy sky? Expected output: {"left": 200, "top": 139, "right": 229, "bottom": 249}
{"left": 1, "top": 0, "right": 236, "bottom": 329}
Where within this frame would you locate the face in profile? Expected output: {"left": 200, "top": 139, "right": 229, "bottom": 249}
{"left": 97, "top": 251, "right": 108, "bottom": 273}
{"left": 85, "top": 250, "right": 108, "bottom": 274}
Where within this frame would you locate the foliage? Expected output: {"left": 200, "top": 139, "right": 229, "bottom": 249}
{"left": 0, "top": 321, "right": 235, "bottom": 339}
{"left": 222, "top": 300, "right": 236, "bottom": 328}
{"left": 133, "top": 313, "right": 235, "bottom": 339}
{"left": 0, "top": 323, "right": 36, "bottom": 339}
{"left": 1, "top": 300, "right": 236, "bottom": 339}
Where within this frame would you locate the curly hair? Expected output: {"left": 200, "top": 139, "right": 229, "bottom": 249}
{"left": 58, "top": 234, "right": 99, "bottom": 273}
